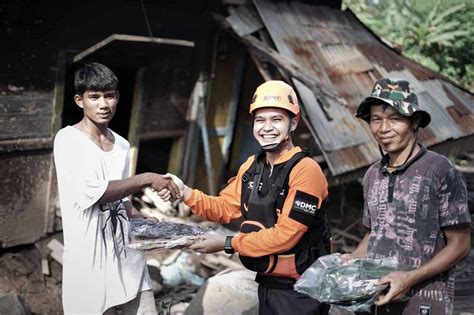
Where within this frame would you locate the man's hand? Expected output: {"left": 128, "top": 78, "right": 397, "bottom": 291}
{"left": 165, "top": 173, "right": 185, "bottom": 197}
{"left": 340, "top": 232, "right": 370, "bottom": 265}
{"left": 375, "top": 270, "right": 415, "bottom": 305}
{"left": 157, "top": 173, "right": 192, "bottom": 202}
{"left": 340, "top": 253, "right": 355, "bottom": 265}
{"left": 374, "top": 227, "right": 470, "bottom": 306}
{"left": 149, "top": 173, "right": 180, "bottom": 201}
{"left": 189, "top": 234, "right": 225, "bottom": 253}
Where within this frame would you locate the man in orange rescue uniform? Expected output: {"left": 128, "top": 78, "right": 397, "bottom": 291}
{"left": 161, "top": 80, "right": 332, "bottom": 315}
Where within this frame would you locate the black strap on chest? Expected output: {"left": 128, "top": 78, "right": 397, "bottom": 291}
{"left": 241, "top": 150, "right": 309, "bottom": 219}
{"left": 242, "top": 150, "right": 264, "bottom": 184}
{"left": 271, "top": 151, "right": 309, "bottom": 197}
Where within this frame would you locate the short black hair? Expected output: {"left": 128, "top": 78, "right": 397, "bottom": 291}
{"left": 74, "top": 62, "right": 118, "bottom": 96}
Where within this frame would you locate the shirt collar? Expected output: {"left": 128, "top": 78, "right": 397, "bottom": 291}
{"left": 380, "top": 144, "right": 427, "bottom": 174}
{"left": 258, "top": 146, "right": 303, "bottom": 165}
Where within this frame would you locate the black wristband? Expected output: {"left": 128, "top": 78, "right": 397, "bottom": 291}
{"left": 224, "top": 236, "right": 234, "bottom": 254}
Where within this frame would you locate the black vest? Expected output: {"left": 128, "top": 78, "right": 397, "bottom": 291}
{"left": 239, "top": 150, "right": 331, "bottom": 289}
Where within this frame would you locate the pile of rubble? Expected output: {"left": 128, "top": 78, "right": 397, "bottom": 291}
{"left": 133, "top": 187, "right": 258, "bottom": 314}
{"left": 1, "top": 164, "right": 472, "bottom": 314}
{"left": 0, "top": 242, "right": 62, "bottom": 314}
{"left": 0, "top": 187, "right": 260, "bottom": 315}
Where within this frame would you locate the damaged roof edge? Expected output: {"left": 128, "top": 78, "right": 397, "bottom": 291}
{"left": 212, "top": 12, "right": 344, "bottom": 104}
{"left": 72, "top": 34, "right": 195, "bottom": 64}
{"left": 216, "top": 2, "right": 474, "bottom": 181}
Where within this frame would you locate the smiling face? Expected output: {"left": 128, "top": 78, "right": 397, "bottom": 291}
{"left": 252, "top": 107, "right": 297, "bottom": 150}
{"left": 74, "top": 90, "right": 119, "bottom": 126}
{"left": 369, "top": 104, "right": 418, "bottom": 155}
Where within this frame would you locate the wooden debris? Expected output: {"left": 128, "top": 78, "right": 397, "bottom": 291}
{"left": 143, "top": 187, "right": 177, "bottom": 216}
{"left": 332, "top": 227, "right": 362, "bottom": 243}
{"left": 178, "top": 201, "right": 191, "bottom": 218}
{"left": 34, "top": 242, "right": 51, "bottom": 276}
{"left": 41, "top": 259, "right": 50, "bottom": 277}
{"left": 162, "top": 250, "right": 182, "bottom": 266}
{"left": 47, "top": 239, "right": 63, "bottom": 265}
{"left": 199, "top": 259, "right": 221, "bottom": 272}
{"left": 203, "top": 253, "right": 243, "bottom": 270}
{"left": 72, "top": 34, "right": 194, "bottom": 63}
{"left": 138, "top": 207, "right": 168, "bottom": 222}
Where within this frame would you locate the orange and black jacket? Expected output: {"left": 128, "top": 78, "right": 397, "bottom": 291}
{"left": 185, "top": 147, "right": 331, "bottom": 288}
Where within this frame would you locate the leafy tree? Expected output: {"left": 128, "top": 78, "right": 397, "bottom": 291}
{"left": 343, "top": 0, "right": 473, "bottom": 91}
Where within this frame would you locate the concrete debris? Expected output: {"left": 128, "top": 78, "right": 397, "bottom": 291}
{"left": 184, "top": 268, "right": 258, "bottom": 315}
{"left": 169, "top": 301, "right": 189, "bottom": 314}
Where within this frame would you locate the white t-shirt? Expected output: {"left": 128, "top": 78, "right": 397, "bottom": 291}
{"left": 54, "top": 126, "right": 152, "bottom": 314}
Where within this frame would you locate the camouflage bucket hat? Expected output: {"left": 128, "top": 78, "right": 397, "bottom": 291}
{"left": 356, "top": 78, "right": 431, "bottom": 128}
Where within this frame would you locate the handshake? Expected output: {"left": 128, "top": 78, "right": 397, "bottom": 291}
{"left": 150, "top": 173, "right": 190, "bottom": 202}
{"left": 149, "top": 173, "right": 227, "bottom": 254}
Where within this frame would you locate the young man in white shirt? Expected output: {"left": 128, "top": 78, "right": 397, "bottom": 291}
{"left": 54, "top": 62, "right": 179, "bottom": 314}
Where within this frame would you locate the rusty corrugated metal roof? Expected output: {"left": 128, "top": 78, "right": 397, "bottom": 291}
{"left": 248, "top": 0, "right": 474, "bottom": 177}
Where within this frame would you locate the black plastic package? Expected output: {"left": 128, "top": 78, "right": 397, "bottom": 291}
{"left": 128, "top": 218, "right": 209, "bottom": 251}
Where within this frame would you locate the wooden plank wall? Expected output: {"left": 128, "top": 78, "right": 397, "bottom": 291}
{"left": 0, "top": 92, "right": 53, "bottom": 140}
{"left": 0, "top": 150, "right": 52, "bottom": 247}
{"left": 0, "top": 91, "right": 55, "bottom": 247}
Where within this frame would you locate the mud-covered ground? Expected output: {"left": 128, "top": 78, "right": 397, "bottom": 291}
{"left": 0, "top": 244, "right": 62, "bottom": 314}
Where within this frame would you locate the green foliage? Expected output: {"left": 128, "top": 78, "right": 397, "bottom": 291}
{"left": 343, "top": 0, "right": 474, "bottom": 91}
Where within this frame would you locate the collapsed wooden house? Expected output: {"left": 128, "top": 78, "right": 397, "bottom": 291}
{"left": 1, "top": 0, "right": 473, "bottom": 248}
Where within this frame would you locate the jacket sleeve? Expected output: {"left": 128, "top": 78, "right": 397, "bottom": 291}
{"left": 184, "top": 157, "right": 255, "bottom": 223}
{"left": 232, "top": 157, "right": 328, "bottom": 257}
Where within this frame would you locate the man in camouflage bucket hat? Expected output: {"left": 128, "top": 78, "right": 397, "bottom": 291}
{"left": 356, "top": 78, "right": 431, "bottom": 128}
{"left": 341, "top": 78, "right": 471, "bottom": 315}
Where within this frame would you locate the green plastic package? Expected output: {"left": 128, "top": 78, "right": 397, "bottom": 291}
{"left": 294, "top": 253, "right": 397, "bottom": 312}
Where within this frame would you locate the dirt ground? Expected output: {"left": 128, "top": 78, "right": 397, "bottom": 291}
{"left": 0, "top": 244, "right": 62, "bottom": 314}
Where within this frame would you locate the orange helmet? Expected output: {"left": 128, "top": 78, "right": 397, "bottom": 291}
{"left": 249, "top": 80, "right": 300, "bottom": 118}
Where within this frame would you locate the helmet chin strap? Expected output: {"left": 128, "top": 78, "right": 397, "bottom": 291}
{"left": 261, "top": 137, "right": 289, "bottom": 152}
{"left": 261, "top": 125, "right": 292, "bottom": 153}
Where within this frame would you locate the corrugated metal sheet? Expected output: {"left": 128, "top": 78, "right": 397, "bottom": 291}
{"left": 294, "top": 80, "right": 366, "bottom": 152}
{"left": 250, "top": 0, "right": 474, "bottom": 176}
{"left": 226, "top": 5, "right": 263, "bottom": 36}
{"left": 252, "top": 1, "right": 368, "bottom": 153}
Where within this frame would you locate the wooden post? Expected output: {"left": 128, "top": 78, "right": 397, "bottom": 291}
{"left": 197, "top": 94, "right": 217, "bottom": 196}
{"left": 181, "top": 74, "right": 206, "bottom": 186}
{"left": 128, "top": 67, "right": 145, "bottom": 177}
{"left": 219, "top": 55, "right": 246, "bottom": 184}
{"left": 46, "top": 50, "right": 67, "bottom": 233}
{"left": 51, "top": 51, "right": 66, "bottom": 135}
